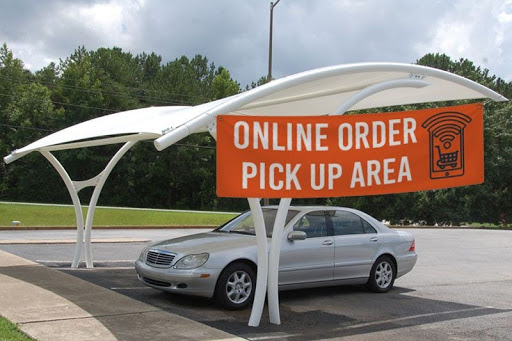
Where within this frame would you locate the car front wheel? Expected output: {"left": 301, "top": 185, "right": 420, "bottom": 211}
{"left": 215, "top": 262, "right": 255, "bottom": 310}
{"left": 367, "top": 256, "right": 396, "bottom": 293}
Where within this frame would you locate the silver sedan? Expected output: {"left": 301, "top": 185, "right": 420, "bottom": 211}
{"left": 135, "top": 206, "right": 417, "bottom": 309}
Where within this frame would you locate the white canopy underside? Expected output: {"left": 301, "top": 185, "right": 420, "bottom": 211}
{"left": 5, "top": 62, "right": 507, "bottom": 163}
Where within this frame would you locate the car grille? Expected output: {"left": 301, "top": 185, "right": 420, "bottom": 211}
{"left": 142, "top": 276, "right": 171, "bottom": 287}
{"left": 145, "top": 249, "right": 176, "bottom": 268}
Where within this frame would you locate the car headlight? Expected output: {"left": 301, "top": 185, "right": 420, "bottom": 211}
{"left": 175, "top": 253, "right": 209, "bottom": 269}
{"left": 138, "top": 245, "right": 151, "bottom": 261}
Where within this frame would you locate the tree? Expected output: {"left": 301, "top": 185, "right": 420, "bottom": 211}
{"left": 1, "top": 46, "right": 510, "bottom": 219}
{"left": 212, "top": 67, "right": 240, "bottom": 100}
{"left": 246, "top": 75, "right": 269, "bottom": 90}
{"left": 134, "top": 52, "right": 162, "bottom": 105}
{"left": 0, "top": 43, "right": 27, "bottom": 110}
{"left": 0, "top": 44, "right": 40, "bottom": 199}
{"left": 2, "top": 81, "right": 66, "bottom": 203}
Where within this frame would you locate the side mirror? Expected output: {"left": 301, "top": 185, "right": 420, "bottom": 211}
{"left": 288, "top": 231, "right": 307, "bottom": 241}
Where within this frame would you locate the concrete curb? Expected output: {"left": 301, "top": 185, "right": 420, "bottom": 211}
{"left": 0, "top": 238, "right": 151, "bottom": 245}
{"left": 0, "top": 225, "right": 216, "bottom": 231}
{"left": 3, "top": 225, "right": 511, "bottom": 231}
{"left": 389, "top": 225, "right": 512, "bottom": 231}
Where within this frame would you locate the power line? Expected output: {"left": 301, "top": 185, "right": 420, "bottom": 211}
{"left": 0, "top": 73, "right": 212, "bottom": 105}
{"left": 0, "top": 123, "right": 55, "bottom": 133}
{"left": 39, "top": 59, "right": 215, "bottom": 100}
{"left": 0, "top": 75, "right": 190, "bottom": 106}
{"left": 0, "top": 92, "right": 117, "bottom": 113}
{"left": 34, "top": 67, "right": 212, "bottom": 99}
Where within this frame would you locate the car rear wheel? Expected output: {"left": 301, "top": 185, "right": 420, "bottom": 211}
{"left": 367, "top": 256, "right": 396, "bottom": 293}
{"left": 215, "top": 262, "right": 255, "bottom": 310}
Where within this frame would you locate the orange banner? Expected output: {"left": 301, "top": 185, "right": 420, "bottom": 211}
{"left": 216, "top": 103, "right": 483, "bottom": 198}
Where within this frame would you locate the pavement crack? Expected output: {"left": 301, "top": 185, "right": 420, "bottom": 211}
{"left": 411, "top": 278, "right": 512, "bottom": 288}
{"left": 18, "top": 308, "right": 162, "bottom": 325}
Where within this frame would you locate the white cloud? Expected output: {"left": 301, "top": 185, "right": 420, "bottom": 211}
{"left": 415, "top": 0, "right": 511, "bottom": 80}
{"left": 1, "top": 0, "right": 510, "bottom": 87}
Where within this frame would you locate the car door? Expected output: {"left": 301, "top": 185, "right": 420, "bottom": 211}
{"left": 330, "top": 210, "right": 382, "bottom": 280}
{"left": 279, "top": 210, "right": 334, "bottom": 285}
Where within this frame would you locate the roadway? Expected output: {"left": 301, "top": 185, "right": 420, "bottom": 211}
{"left": 1, "top": 228, "right": 511, "bottom": 340}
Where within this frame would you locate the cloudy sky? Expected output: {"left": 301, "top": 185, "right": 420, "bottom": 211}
{"left": 1, "top": 0, "right": 511, "bottom": 87}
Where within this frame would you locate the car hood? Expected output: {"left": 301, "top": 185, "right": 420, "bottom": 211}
{"left": 150, "top": 232, "right": 259, "bottom": 254}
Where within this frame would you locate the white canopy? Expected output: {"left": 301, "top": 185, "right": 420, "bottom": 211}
{"left": 4, "top": 62, "right": 506, "bottom": 163}
{"left": 3, "top": 62, "right": 507, "bottom": 328}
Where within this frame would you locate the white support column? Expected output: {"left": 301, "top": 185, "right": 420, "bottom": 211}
{"left": 268, "top": 197, "right": 291, "bottom": 325}
{"left": 248, "top": 198, "right": 268, "bottom": 327}
{"left": 41, "top": 151, "right": 85, "bottom": 268}
{"left": 83, "top": 141, "right": 137, "bottom": 268}
{"left": 41, "top": 141, "right": 137, "bottom": 268}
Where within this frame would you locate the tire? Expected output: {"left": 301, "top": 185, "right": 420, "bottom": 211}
{"left": 215, "top": 262, "right": 255, "bottom": 310}
{"left": 366, "top": 256, "right": 396, "bottom": 293}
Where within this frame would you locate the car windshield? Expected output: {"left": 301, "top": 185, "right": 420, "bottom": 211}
{"left": 214, "top": 208, "right": 300, "bottom": 237}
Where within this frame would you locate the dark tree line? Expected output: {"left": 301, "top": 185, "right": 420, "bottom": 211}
{"left": 1, "top": 45, "right": 510, "bottom": 224}
{"left": 0, "top": 44, "right": 243, "bottom": 212}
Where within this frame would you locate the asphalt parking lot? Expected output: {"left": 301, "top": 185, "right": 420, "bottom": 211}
{"left": 1, "top": 228, "right": 511, "bottom": 340}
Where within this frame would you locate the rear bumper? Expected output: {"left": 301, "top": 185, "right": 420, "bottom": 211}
{"left": 397, "top": 253, "right": 417, "bottom": 278}
{"left": 135, "top": 260, "right": 221, "bottom": 298}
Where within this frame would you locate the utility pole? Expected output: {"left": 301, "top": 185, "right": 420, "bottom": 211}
{"left": 267, "top": 0, "right": 280, "bottom": 82}
{"left": 264, "top": 0, "right": 280, "bottom": 206}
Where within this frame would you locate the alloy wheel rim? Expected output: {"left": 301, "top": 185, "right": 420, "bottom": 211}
{"left": 226, "top": 270, "right": 252, "bottom": 304}
{"left": 375, "top": 261, "right": 393, "bottom": 288}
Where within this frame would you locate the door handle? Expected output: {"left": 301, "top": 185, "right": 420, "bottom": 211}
{"left": 323, "top": 240, "right": 333, "bottom": 246}
{"left": 370, "top": 237, "right": 378, "bottom": 242}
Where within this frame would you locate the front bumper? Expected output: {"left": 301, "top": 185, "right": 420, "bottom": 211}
{"left": 135, "top": 259, "right": 222, "bottom": 298}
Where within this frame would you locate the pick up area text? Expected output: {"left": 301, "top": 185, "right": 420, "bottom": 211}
{"left": 216, "top": 103, "right": 483, "bottom": 198}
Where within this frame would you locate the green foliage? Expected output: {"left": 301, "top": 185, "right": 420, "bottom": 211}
{"left": 1, "top": 45, "right": 510, "bottom": 224}
{"left": 212, "top": 67, "right": 240, "bottom": 99}
{"left": 0, "top": 316, "right": 34, "bottom": 341}
{"left": 0, "top": 43, "right": 247, "bottom": 212}
{"left": 246, "top": 75, "right": 269, "bottom": 90}
{"left": 0, "top": 43, "right": 27, "bottom": 154}
{"left": 153, "top": 55, "right": 216, "bottom": 105}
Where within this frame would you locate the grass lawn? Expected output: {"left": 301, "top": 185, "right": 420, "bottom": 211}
{"left": 0, "top": 316, "right": 33, "bottom": 340}
{"left": 0, "top": 202, "right": 238, "bottom": 227}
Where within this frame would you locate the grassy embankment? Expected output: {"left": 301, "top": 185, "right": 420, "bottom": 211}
{"left": 0, "top": 202, "right": 237, "bottom": 228}
{"left": 1, "top": 202, "right": 509, "bottom": 229}
{"left": 0, "top": 316, "right": 33, "bottom": 340}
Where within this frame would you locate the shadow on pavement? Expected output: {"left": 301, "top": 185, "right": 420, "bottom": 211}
{"left": 61, "top": 267, "right": 511, "bottom": 340}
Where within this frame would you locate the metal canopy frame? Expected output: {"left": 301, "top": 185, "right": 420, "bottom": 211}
{"left": 41, "top": 141, "right": 139, "bottom": 268}
{"left": 3, "top": 62, "right": 507, "bottom": 326}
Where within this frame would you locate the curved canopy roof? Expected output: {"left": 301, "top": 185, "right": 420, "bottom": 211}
{"left": 4, "top": 62, "right": 507, "bottom": 163}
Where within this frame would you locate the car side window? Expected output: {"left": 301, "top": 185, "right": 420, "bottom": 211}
{"left": 332, "top": 211, "right": 364, "bottom": 235}
{"left": 362, "top": 219, "right": 377, "bottom": 234}
{"left": 293, "top": 211, "right": 327, "bottom": 238}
